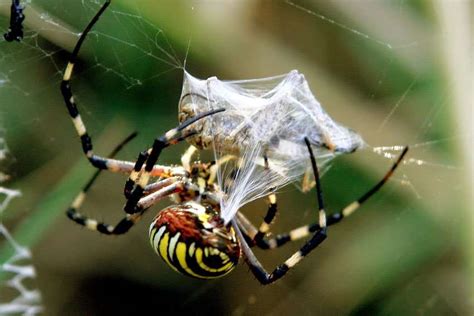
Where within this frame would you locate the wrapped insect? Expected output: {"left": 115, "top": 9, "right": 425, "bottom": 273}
{"left": 179, "top": 70, "right": 366, "bottom": 223}
{"left": 179, "top": 70, "right": 364, "bottom": 155}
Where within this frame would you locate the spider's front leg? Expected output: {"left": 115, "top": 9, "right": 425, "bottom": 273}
{"left": 123, "top": 108, "right": 224, "bottom": 214}
{"left": 59, "top": 0, "right": 155, "bottom": 177}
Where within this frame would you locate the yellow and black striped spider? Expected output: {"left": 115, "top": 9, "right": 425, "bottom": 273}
{"left": 62, "top": 0, "right": 408, "bottom": 284}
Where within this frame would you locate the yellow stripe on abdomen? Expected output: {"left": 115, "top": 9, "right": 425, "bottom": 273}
{"left": 176, "top": 242, "right": 204, "bottom": 278}
{"left": 157, "top": 231, "right": 180, "bottom": 274}
{"left": 195, "top": 248, "right": 235, "bottom": 275}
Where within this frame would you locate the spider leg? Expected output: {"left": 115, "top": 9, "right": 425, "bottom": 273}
{"left": 66, "top": 130, "right": 138, "bottom": 234}
{"left": 237, "top": 155, "right": 279, "bottom": 249}
{"left": 123, "top": 108, "right": 224, "bottom": 214}
{"left": 237, "top": 145, "right": 409, "bottom": 251}
{"left": 59, "top": 0, "right": 190, "bottom": 182}
{"left": 59, "top": 0, "right": 149, "bottom": 173}
{"left": 237, "top": 193, "right": 278, "bottom": 249}
{"left": 250, "top": 155, "right": 279, "bottom": 248}
{"left": 60, "top": 0, "right": 112, "bottom": 170}
{"left": 181, "top": 145, "right": 198, "bottom": 171}
{"left": 68, "top": 177, "right": 187, "bottom": 235}
{"left": 235, "top": 138, "right": 327, "bottom": 284}
{"left": 331, "top": 146, "right": 410, "bottom": 221}
{"left": 68, "top": 211, "right": 142, "bottom": 235}
{"left": 66, "top": 130, "right": 188, "bottom": 235}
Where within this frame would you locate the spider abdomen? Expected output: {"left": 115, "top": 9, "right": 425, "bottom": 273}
{"left": 149, "top": 202, "right": 240, "bottom": 279}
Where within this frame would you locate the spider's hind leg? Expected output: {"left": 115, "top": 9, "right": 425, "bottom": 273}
{"left": 268, "top": 146, "right": 410, "bottom": 246}
{"left": 237, "top": 145, "right": 409, "bottom": 253}
{"left": 235, "top": 154, "right": 279, "bottom": 249}
{"left": 236, "top": 192, "right": 278, "bottom": 250}
{"left": 236, "top": 138, "right": 328, "bottom": 285}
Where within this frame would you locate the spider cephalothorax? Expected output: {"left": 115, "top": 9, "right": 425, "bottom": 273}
{"left": 168, "top": 158, "right": 221, "bottom": 207}
{"left": 149, "top": 201, "right": 240, "bottom": 279}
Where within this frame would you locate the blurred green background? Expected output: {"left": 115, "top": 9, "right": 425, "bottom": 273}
{"left": 0, "top": 0, "right": 472, "bottom": 315}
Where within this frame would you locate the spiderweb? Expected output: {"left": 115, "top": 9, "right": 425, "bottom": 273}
{"left": 0, "top": 129, "right": 43, "bottom": 315}
{"left": 0, "top": 0, "right": 471, "bottom": 315}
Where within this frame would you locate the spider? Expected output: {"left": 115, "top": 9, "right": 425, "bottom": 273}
{"left": 62, "top": 0, "right": 409, "bottom": 284}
